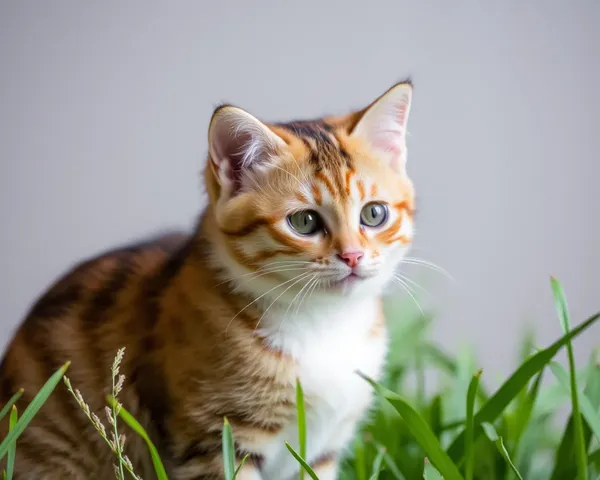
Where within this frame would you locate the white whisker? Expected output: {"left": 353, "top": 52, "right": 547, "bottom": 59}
{"left": 253, "top": 272, "right": 313, "bottom": 332}
{"left": 305, "top": 276, "right": 320, "bottom": 305}
{"left": 288, "top": 155, "right": 311, "bottom": 185}
{"left": 400, "top": 257, "right": 453, "bottom": 280}
{"left": 393, "top": 272, "right": 429, "bottom": 295}
{"left": 270, "top": 165, "right": 310, "bottom": 193}
{"left": 293, "top": 275, "right": 320, "bottom": 319}
{"left": 278, "top": 275, "right": 320, "bottom": 335}
{"left": 392, "top": 275, "right": 424, "bottom": 315}
{"left": 225, "top": 271, "right": 311, "bottom": 332}
{"left": 282, "top": 274, "right": 317, "bottom": 324}
{"left": 231, "top": 267, "right": 310, "bottom": 291}
{"left": 214, "top": 260, "right": 312, "bottom": 286}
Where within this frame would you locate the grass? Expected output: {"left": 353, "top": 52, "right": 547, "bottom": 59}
{"left": 1, "top": 276, "right": 599, "bottom": 479}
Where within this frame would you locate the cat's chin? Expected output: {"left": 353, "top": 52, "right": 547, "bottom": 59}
{"left": 320, "top": 272, "right": 384, "bottom": 297}
{"left": 328, "top": 273, "right": 362, "bottom": 288}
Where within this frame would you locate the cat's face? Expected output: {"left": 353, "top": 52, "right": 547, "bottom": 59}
{"left": 206, "top": 82, "right": 415, "bottom": 304}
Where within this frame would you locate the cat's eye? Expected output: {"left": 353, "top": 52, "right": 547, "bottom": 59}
{"left": 360, "top": 202, "right": 388, "bottom": 228}
{"left": 287, "top": 210, "right": 322, "bottom": 235}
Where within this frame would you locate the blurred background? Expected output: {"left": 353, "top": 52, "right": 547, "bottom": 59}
{"left": 1, "top": 1, "right": 598, "bottom": 385}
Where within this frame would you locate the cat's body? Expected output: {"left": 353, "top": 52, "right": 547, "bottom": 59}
{"left": 0, "top": 81, "right": 416, "bottom": 479}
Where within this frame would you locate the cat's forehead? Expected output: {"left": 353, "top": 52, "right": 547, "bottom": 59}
{"left": 269, "top": 118, "right": 411, "bottom": 206}
{"left": 273, "top": 119, "right": 353, "bottom": 173}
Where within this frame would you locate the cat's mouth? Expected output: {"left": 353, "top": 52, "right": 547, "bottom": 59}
{"left": 327, "top": 272, "right": 363, "bottom": 288}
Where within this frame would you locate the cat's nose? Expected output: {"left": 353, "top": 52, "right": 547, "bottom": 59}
{"left": 337, "top": 250, "right": 364, "bottom": 268}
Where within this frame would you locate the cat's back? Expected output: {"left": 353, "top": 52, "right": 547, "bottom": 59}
{"left": 1, "top": 229, "right": 190, "bottom": 383}
{"left": 0, "top": 230, "right": 190, "bottom": 477}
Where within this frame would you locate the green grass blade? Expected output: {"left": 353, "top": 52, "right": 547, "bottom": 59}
{"left": 428, "top": 395, "right": 443, "bottom": 436}
{"left": 589, "top": 447, "right": 600, "bottom": 470}
{"left": 382, "top": 450, "right": 407, "bottom": 480}
{"left": 550, "top": 406, "right": 594, "bottom": 480}
{"left": 355, "top": 438, "right": 367, "bottom": 480}
{"left": 440, "top": 419, "right": 466, "bottom": 432}
{"left": 222, "top": 417, "right": 236, "bottom": 480}
{"left": 0, "top": 361, "right": 70, "bottom": 460}
{"left": 512, "top": 369, "right": 544, "bottom": 453}
{"left": 446, "top": 310, "right": 600, "bottom": 462}
{"left": 233, "top": 453, "right": 249, "bottom": 479}
{"left": 368, "top": 446, "right": 386, "bottom": 480}
{"left": 423, "top": 458, "right": 444, "bottom": 480}
{"left": 285, "top": 442, "right": 320, "bottom": 480}
{"left": 6, "top": 406, "right": 18, "bottom": 480}
{"left": 465, "top": 370, "right": 482, "bottom": 480}
{"left": 296, "top": 378, "right": 307, "bottom": 480}
{"left": 549, "top": 361, "right": 600, "bottom": 441}
{"left": 359, "top": 372, "right": 464, "bottom": 480}
{"left": 0, "top": 390, "right": 23, "bottom": 423}
{"left": 550, "top": 277, "right": 587, "bottom": 480}
{"left": 584, "top": 362, "right": 600, "bottom": 404}
{"left": 481, "top": 422, "right": 523, "bottom": 480}
{"left": 106, "top": 395, "right": 168, "bottom": 480}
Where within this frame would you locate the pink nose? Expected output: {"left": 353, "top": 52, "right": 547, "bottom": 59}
{"left": 337, "top": 250, "right": 364, "bottom": 268}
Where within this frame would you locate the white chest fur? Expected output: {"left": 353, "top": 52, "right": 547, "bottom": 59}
{"left": 256, "top": 298, "right": 388, "bottom": 480}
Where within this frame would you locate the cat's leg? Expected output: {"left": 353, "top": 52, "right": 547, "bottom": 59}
{"left": 311, "top": 454, "right": 339, "bottom": 480}
{"left": 309, "top": 414, "right": 364, "bottom": 480}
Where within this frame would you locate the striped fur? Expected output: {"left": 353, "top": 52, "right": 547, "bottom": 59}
{"left": 0, "top": 81, "right": 416, "bottom": 479}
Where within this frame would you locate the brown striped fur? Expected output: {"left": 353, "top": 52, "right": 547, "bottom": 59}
{"left": 0, "top": 81, "right": 416, "bottom": 479}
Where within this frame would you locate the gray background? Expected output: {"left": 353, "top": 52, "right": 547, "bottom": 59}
{"left": 1, "top": 1, "right": 598, "bottom": 383}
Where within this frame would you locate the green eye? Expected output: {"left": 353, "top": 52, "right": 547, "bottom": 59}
{"left": 360, "top": 202, "right": 388, "bottom": 227}
{"left": 287, "top": 210, "right": 322, "bottom": 235}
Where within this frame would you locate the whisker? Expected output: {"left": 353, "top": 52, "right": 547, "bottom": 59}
{"left": 278, "top": 275, "right": 320, "bottom": 336}
{"left": 282, "top": 274, "right": 317, "bottom": 324}
{"left": 288, "top": 155, "right": 312, "bottom": 186}
{"left": 393, "top": 272, "right": 429, "bottom": 295}
{"left": 214, "top": 261, "right": 311, "bottom": 286}
{"left": 253, "top": 272, "right": 313, "bottom": 332}
{"left": 270, "top": 165, "right": 310, "bottom": 193}
{"left": 293, "top": 275, "right": 319, "bottom": 319}
{"left": 230, "top": 267, "right": 310, "bottom": 291}
{"left": 305, "top": 276, "right": 320, "bottom": 305}
{"left": 392, "top": 276, "right": 424, "bottom": 315}
{"left": 400, "top": 257, "right": 453, "bottom": 280}
{"left": 225, "top": 272, "right": 311, "bottom": 332}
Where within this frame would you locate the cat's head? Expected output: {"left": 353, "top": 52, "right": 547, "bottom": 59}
{"left": 205, "top": 81, "right": 415, "bottom": 305}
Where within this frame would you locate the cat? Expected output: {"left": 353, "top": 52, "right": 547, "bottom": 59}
{"left": 0, "top": 80, "right": 416, "bottom": 479}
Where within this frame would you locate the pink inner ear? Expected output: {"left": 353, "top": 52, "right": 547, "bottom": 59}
{"left": 372, "top": 130, "right": 403, "bottom": 155}
{"left": 398, "top": 104, "right": 408, "bottom": 126}
{"left": 369, "top": 98, "right": 408, "bottom": 155}
{"left": 211, "top": 123, "right": 259, "bottom": 193}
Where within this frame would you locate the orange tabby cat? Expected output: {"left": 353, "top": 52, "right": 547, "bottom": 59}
{"left": 0, "top": 80, "right": 416, "bottom": 479}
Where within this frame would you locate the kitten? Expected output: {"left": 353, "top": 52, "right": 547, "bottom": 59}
{"left": 0, "top": 80, "right": 416, "bottom": 479}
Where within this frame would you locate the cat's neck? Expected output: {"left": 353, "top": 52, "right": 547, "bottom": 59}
{"left": 255, "top": 295, "right": 382, "bottom": 359}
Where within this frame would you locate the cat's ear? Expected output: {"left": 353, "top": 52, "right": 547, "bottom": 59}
{"left": 350, "top": 81, "right": 413, "bottom": 171}
{"left": 208, "top": 105, "right": 286, "bottom": 197}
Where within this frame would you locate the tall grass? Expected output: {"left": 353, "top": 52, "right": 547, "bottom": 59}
{"left": 1, "top": 277, "right": 599, "bottom": 479}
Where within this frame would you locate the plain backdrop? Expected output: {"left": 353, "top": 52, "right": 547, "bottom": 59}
{"left": 1, "top": 1, "right": 599, "bottom": 384}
